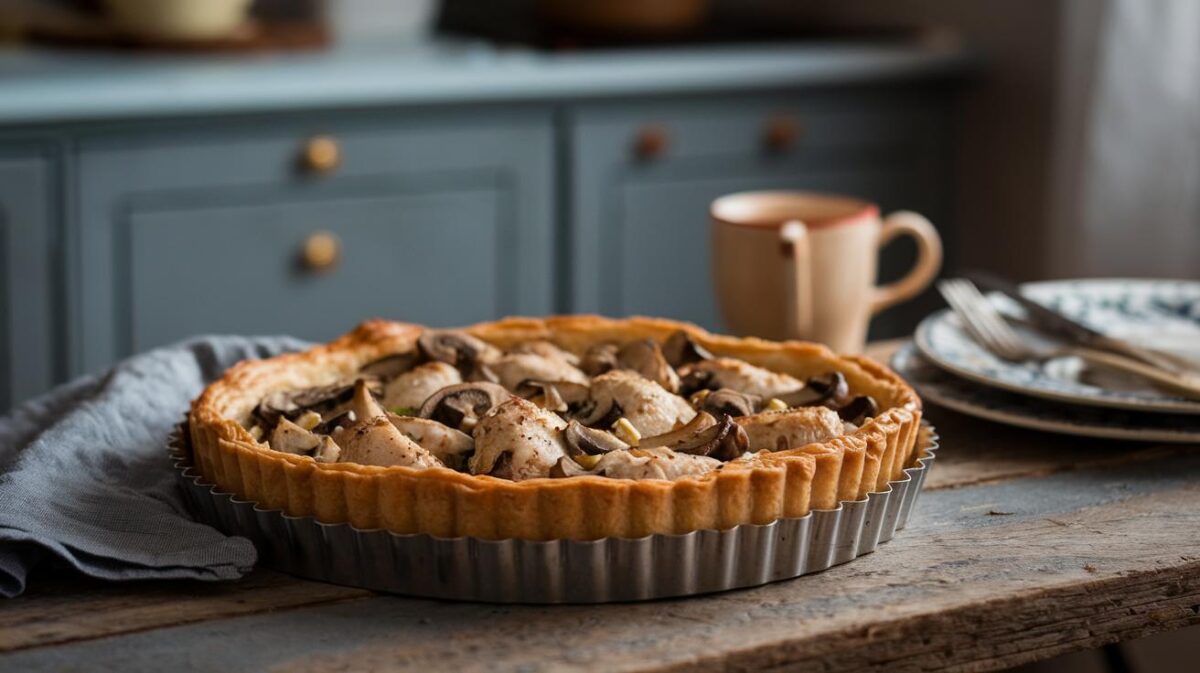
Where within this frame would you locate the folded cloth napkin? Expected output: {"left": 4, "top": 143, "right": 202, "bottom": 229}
{"left": 0, "top": 335, "right": 310, "bottom": 597}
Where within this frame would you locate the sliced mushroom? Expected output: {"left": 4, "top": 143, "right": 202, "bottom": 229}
{"left": 640, "top": 412, "right": 747, "bottom": 461}
{"left": 514, "top": 379, "right": 591, "bottom": 413}
{"left": 580, "top": 343, "right": 619, "bottom": 377}
{"left": 678, "top": 369, "right": 717, "bottom": 397}
{"left": 418, "top": 381, "right": 513, "bottom": 433}
{"left": 677, "top": 358, "right": 804, "bottom": 398}
{"left": 387, "top": 414, "right": 474, "bottom": 471}
{"left": 563, "top": 420, "right": 630, "bottom": 456}
{"left": 359, "top": 351, "right": 419, "bottom": 380}
{"left": 616, "top": 339, "right": 680, "bottom": 392}
{"left": 582, "top": 370, "right": 695, "bottom": 436}
{"left": 699, "top": 388, "right": 762, "bottom": 418}
{"left": 313, "top": 436, "right": 341, "bottom": 463}
{"left": 662, "top": 330, "right": 714, "bottom": 368}
{"left": 381, "top": 361, "right": 462, "bottom": 411}
{"left": 269, "top": 417, "right": 324, "bottom": 455}
{"left": 335, "top": 416, "right": 443, "bottom": 468}
{"left": 253, "top": 379, "right": 378, "bottom": 430}
{"left": 774, "top": 372, "right": 851, "bottom": 408}
{"left": 835, "top": 395, "right": 879, "bottom": 425}
{"left": 417, "top": 330, "right": 500, "bottom": 377}
{"left": 736, "top": 406, "right": 845, "bottom": 452}
{"left": 469, "top": 397, "right": 568, "bottom": 480}
{"left": 312, "top": 410, "right": 358, "bottom": 436}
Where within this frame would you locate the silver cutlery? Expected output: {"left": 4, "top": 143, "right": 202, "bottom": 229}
{"left": 938, "top": 278, "right": 1200, "bottom": 400}
{"left": 969, "top": 271, "right": 1199, "bottom": 374}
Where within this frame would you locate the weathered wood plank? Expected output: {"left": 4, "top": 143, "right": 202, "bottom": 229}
{"left": 3, "top": 451, "right": 1197, "bottom": 673}
{"left": 0, "top": 569, "right": 370, "bottom": 653}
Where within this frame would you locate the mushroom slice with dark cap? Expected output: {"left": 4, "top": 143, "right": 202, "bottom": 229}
{"left": 640, "top": 412, "right": 748, "bottom": 461}
{"left": 775, "top": 372, "right": 851, "bottom": 408}
{"left": 418, "top": 381, "right": 513, "bottom": 433}
{"left": 563, "top": 420, "right": 630, "bottom": 456}
{"left": 834, "top": 395, "right": 879, "bottom": 425}
{"left": 580, "top": 343, "right": 619, "bottom": 377}
{"left": 311, "top": 410, "right": 357, "bottom": 436}
{"left": 662, "top": 330, "right": 714, "bottom": 368}
{"left": 616, "top": 339, "right": 680, "bottom": 393}
{"left": 253, "top": 379, "right": 378, "bottom": 430}
{"left": 508, "top": 340, "right": 581, "bottom": 367}
{"left": 417, "top": 330, "right": 500, "bottom": 377}
{"left": 359, "top": 351, "right": 419, "bottom": 381}
{"left": 387, "top": 414, "right": 474, "bottom": 471}
{"left": 698, "top": 388, "right": 763, "bottom": 418}
{"left": 515, "top": 380, "right": 590, "bottom": 413}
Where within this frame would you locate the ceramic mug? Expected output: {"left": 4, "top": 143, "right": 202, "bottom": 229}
{"left": 711, "top": 191, "right": 943, "bottom": 353}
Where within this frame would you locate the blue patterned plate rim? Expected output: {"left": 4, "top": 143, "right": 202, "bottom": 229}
{"left": 913, "top": 278, "right": 1200, "bottom": 415}
{"left": 892, "top": 341, "right": 1200, "bottom": 443}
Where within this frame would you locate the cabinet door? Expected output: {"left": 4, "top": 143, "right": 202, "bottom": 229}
{"left": 0, "top": 150, "right": 57, "bottom": 410}
{"left": 74, "top": 110, "right": 553, "bottom": 374}
{"left": 568, "top": 90, "right": 952, "bottom": 338}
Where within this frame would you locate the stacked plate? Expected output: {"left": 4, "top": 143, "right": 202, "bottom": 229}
{"left": 891, "top": 279, "right": 1200, "bottom": 442}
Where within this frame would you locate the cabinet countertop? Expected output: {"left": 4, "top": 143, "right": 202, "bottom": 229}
{"left": 0, "top": 39, "right": 972, "bottom": 126}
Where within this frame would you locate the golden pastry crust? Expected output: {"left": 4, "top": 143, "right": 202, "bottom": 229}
{"left": 189, "top": 316, "right": 922, "bottom": 540}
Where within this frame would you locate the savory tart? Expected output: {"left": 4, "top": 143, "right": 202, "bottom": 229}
{"left": 189, "top": 316, "right": 922, "bottom": 540}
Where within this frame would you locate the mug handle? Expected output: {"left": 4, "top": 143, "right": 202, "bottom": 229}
{"left": 870, "top": 211, "right": 943, "bottom": 315}
{"left": 779, "top": 220, "right": 813, "bottom": 339}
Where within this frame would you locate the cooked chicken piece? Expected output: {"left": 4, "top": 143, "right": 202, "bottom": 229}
{"left": 335, "top": 416, "right": 443, "bottom": 468}
{"left": 387, "top": 414, "right": 474, "bottom": 470}
{"left": 381, "top": 361, "right": 462, "bottom": 410}
{"left": 735, "top": 406, "right": 846, "bottom": 452}
{"left": 470, "top": 397, "right": 568, "bottom": 481}
{"left": 585, "top": 370, "right": 695, "bottom": 437}
{"left": 591, "top": 447, "right": 720, "bottom": 480}
{"left": 680, "top": 358, "right": 804, "bottom": 398}
{"left": 508, "top": 340, "right": 581, "bottom": 367}
{"left": 270, "top": 417, "right": 323, "bottom": 455}
{"left": 486, "top": 352, "right": 589, "bottom": 393}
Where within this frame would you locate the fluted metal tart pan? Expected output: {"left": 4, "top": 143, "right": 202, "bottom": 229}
{"left": 170, "top": 422, "right": 937, "bottom": 603}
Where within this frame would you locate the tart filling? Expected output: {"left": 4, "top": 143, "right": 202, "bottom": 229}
{"left": 188, "top": 316, "right": 922, "bottom": 540}
{"left": 241, "top": 328, "right": 877, "bottom": 482}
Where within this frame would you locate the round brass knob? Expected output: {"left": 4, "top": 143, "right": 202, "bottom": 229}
{"left": 633, "top": 125, "right": 669, "bottom": 160}
{"left": 302, "top": 135, "right": 341, "bottom": 174}
{"left": 302, "top": 231, "right": 340, "bottom": 272}
{"left": 764, "top": 116, "right": 802, "bottom": 152}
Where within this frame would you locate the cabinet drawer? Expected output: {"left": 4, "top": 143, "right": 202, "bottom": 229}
{"left": 74, "top": 110, "right": 554, "bottom": 374}
{"left": 124, "top": 187, "right": 508, "bottom": 351}
{"left": 571, "top": 92, "right": 940, "bottom": 164}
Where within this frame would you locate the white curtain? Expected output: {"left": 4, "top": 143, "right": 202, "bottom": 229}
{"left": 1052, "top": 0, "right": 1200, "bottom": 279}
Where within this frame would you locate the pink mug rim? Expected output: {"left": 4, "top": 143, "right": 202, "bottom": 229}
{"left": 711, "top": 190, "right": 879, "bottom": 230}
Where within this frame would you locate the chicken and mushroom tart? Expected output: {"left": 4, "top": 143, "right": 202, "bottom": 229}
{"left": 189, "top": 316, "right": 922, "bottom": 540}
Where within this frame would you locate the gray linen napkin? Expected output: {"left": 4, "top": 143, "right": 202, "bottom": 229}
{"left": 0, "top": 335, "right": 310, "bottom": 597}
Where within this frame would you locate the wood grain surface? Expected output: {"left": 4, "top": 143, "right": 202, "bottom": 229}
{"left": 1, "top": 340, "right": 1196, "bottom": 672}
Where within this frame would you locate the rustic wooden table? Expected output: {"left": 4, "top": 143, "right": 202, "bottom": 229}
{"left": 2, "top": 341, "right": 1198, "bottom": 672}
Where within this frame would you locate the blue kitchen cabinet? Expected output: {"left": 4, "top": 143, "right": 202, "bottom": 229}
{"left": 567, "top": 88, "right": 953, "bottom": 337}
{"left": 72, "top": 109, "right": 554, "bottom": 376}
{"left": 0, "top": 147, "right": 59, "bottom": 410}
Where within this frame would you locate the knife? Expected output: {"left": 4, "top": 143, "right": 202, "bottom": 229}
{"left": 968, "top": 271, "right": 1198, "bottom": 374}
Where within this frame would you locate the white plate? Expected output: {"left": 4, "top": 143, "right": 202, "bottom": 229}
{"left": 914, "top": 279, "right": 1200, "bottom": 414}
{"left": 892, "top": 342, "right": 1200, "bottom": 443}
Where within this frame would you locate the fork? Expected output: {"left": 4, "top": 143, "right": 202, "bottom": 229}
{"left": 938, "top": 278, "right": 1200, "bottom": 400}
